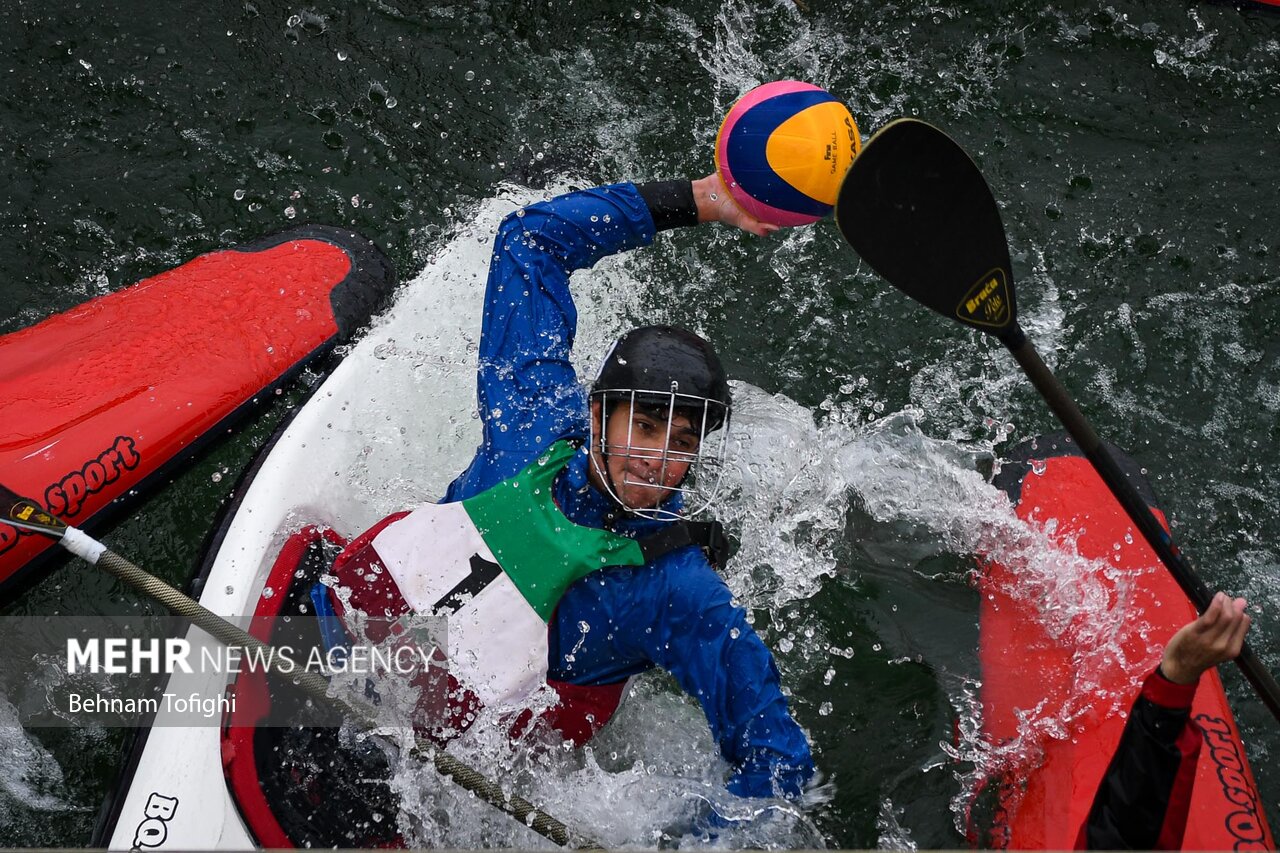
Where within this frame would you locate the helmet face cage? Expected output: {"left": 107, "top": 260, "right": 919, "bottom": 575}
{"left": 589, "top": 384, "right": 731, "bottom": 521}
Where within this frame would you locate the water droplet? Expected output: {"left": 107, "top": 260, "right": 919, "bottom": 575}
{"left": 262, "top": 586, "right": 275, "bottom": 599}
{"left": 336, "top": 50, "right": 348, "bottom": 61}
{"left": 350, "top": 195, "right": 361, "bottom": 208}
{"left": 778, "top": 637, "right": 794, "bottom": 653}
{"left": 224, "top": 585, "right": 235, "bottom": 595}
{"left": 823, "top": 668, "right": 835, "bottom": 685}
{"left": 632, "top": 9, "right": 641, "bottom": 18}
{"left": 284, "top": 205, "right": 296, "bottom": 219}
{"left": 286, "top": 14, "right": 302, "bottom": 27}
{"left": 233, "top": 189, "right": 246, "bottom": 200}
{"left": 729, "top": 627, "right": 740, "bottom": 639}
{"left": 464, "top": 70, "right": 476, "bottom": 81}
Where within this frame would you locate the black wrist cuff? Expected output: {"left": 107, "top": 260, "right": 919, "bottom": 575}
{"left": 636, "top": 180, "right": 698, "bottom": 232}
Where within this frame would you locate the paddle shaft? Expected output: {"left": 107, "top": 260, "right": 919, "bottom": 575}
{"left": 833, "top": 118, "right": 1280, "bottom": 722}
{"left": 1, "top": 479, "right": 589, "bottom": 845}
{"left": 88, "top": 541, "right": 587, "bottom": 847}
{"left": 1004, "top": 328, "right": 1280, "bottom": 722}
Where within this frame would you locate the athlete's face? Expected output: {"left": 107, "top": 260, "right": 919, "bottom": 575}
{"left": 589, "top": 399, "right": 700, "bottom": 510}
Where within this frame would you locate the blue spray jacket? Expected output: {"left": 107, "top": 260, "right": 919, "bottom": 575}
{"left": 442, "top": 183, "right": 814, "bottom": 799}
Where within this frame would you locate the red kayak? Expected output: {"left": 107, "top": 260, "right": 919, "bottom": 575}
{"left": 0, "top": 226, "right": 394, "bottom": 600}
{"left": 978, "top": 433, "right": 1274, "bottom": 849}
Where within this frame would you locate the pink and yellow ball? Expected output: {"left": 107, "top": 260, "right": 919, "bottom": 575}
{"left": 714, "top": 81, "right": 861, "bottom": 227}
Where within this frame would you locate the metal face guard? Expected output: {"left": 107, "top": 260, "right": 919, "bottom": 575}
{"left": 589, "top": 385, "right": 730, "bottom": 521}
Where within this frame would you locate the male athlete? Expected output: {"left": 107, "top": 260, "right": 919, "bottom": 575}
{"left": 331, "top": 175, "right": 814, "bottom": 803}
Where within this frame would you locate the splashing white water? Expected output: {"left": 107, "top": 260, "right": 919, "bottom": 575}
{"left": 709, "top": 384, "right": 1170, "bottom": 842}
{"left": 0, "top": 696, "right": 76, "bottom": 817}
{"left": 388, "top": 678, "right": 830, "bottom": 848}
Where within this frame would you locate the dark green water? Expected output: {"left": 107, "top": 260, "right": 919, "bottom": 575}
{"left": 2, "top": 0, "right": 1278, "bottom": 847}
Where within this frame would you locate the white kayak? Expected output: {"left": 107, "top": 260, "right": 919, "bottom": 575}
{"left": 97, "top": 195, "right": 521, "bottom": 849}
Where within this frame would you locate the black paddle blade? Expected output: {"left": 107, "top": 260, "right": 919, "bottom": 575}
{"left": 835, "top": 118, "right": 1018, "bottom": 340}
{"left": 0, "top": 482, "right": 65, "bottom": 538}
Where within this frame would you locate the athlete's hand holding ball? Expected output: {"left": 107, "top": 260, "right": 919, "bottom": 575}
{"left": 704, "top": 79, "right": 861, "bottom": 235}
{"left": 692, "top": 174, "right": 777, "bottom": 237}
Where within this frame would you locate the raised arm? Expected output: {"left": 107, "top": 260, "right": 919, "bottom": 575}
{"left": 475, "top": 184, "right": 658, "bottom": 458}
{"left": 454, "top": 178, "right": 772, "bottom": 493}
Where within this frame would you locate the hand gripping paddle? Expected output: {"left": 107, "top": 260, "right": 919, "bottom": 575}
{"left": 835, "top": 117, "right": 1280, "bottom": 723}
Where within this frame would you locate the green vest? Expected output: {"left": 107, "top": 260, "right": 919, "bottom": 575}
{"left": 364, "top": 440, "right": 648, "bottom": 708}
{"left": 461, "top": 439, "right": 648, "bottom": 621}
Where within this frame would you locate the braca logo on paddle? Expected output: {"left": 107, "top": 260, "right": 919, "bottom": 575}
{"left": 7, "top": 497, "right": 62, "bottom": 536}
{"left": 956, "top": 268, "right": 1012, "bottom": 330}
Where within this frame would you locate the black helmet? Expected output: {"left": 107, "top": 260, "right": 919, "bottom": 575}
{"left": 592, "top": 325, "right": 731, "bottom": 431}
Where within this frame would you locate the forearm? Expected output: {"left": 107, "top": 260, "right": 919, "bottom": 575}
{"left": 1077, "top": 667, "right": 1202, "bottom": 850}
{"left": 717, "top": 657, "right": 814, "bottom": 799}
{"left": 494, "top": 183, "right": 658, "bottom": 273}
{"left": 636, "top": 177, "right": 744, "bottom": 231}
{"left": 618, "top": 565, "right": 814, "bottom": 798}
{"left": 725, "top": 708, "right": 815, "bottom": 799}
{"left": 636, "top": 180, "right": 699, "bottom": 231}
